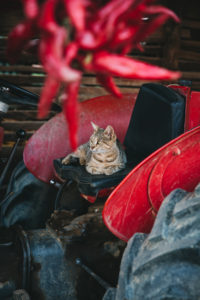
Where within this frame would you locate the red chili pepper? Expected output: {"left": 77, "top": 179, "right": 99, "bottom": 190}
{"left": 63, "top": 80, "right": 80, "bottom": 150}
{"left": 39, "top": 31, "right": 81, "bottom": 83}
{"left": 64, "top": 42, "right": 79, "bottom": 64}
{"left": 144, "top": 5, "right": 180, "bottom": 22}
{"left": 38, "top": 0, "right": 58, "bottom": 33}
{"left": 22, "top": 0, "right": 39, "bottom": 19}
{"left": 38, "top": 76, "right": 60, "bottom": 119}
{"left": 64, "top": 0, "right": 85, "bottom": 32}
{"left": 132, "top": 6, "right": 180, "bottom": 45}
{"left": 96, "top": 73, "right": 122, "bottom": 98}
{"left": 7, "top": 20, "right": 37, "bottom": 63}
{"left": 90, "top": 51, "right": 180, "bottom": 80}
{"left": 78, "top": 30, "right": 107, "bottom": 50}
{"left": 7, "top": 0, "right": 181, "bottom": 151}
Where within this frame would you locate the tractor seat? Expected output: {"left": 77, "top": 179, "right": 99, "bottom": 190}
{"left": 54, "top": 83, "right": 186, "bottom": 197}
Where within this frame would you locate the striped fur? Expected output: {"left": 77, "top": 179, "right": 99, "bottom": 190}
{"left": 62, "top": 122, "right": 127, "bottom": 175}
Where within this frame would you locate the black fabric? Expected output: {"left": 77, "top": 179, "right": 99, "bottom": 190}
{"left": 54, "top": 158, "right": 134, "bottom": 196}
{"left": 124, "top": 83, "right": 185, "bottom": 162}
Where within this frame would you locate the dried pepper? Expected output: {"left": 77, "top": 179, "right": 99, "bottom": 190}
{"left": 7, "top": 0, "right": 181, "bottom": 150}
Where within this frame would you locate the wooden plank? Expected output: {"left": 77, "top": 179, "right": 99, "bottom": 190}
{"left": 182, "top": 19, "right": 200, "bottom": 29}
{"left": 179, "top": 60, "right": 200, "bottom": 72}
{"left": 178, "top": 50, "right": 200, "bottom": 61}
{"left": 0, "top": 146, "right": 24, "bottom": 160}
{"left": 0, "top": 72, "right": 160, "bottom": 88}
{"left": 0, "top": 51, "right": 39, "bottom": 64}
{"left": 81, "top": 77, "right": 152, "bottom": 87}
{"left": 181, "top": 40, "right": 200, "bottom": 49}
{"left": 2, "top": 120, "right": 45, "bottom": 131}
{"left": 0, "top": 64, "right": 44, "bottom": 74}
{"left": 3, "top": 131, "right": 34, "bottom": 143}
{"left": 0, "top": 74, "right": 156, "bottom": 93}
{"left": 78, "top": 86, "right": 144, "bottom": 101}
{"left": 5, "top": 110, "right": 56, "bottom": 121}
{"left": 0, "top": 74, "right": 45, "bottom": 85}
{"left": 180, "top": 28, "right": 191, "bottom": 39}
{"left": 181, "top": 71, "right": 200, "bottom": 80}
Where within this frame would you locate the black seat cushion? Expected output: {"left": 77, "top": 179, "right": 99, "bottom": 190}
{"left": 54, "top": 158, "right": 134, "bottom": 196}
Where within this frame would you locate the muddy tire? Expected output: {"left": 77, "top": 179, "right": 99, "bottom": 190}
{"left": 104, "top": 183, "right": 200, "bottom": 300}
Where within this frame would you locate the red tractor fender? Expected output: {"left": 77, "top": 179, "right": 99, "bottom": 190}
{"left": 103, "top": 125, "right": 200, "bottom": 241}
{"left": 23, "top": 94, "right": 137, "bottom": 183}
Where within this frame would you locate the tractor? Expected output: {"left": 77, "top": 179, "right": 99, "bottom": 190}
{"left": 0, "top": 80, "right": 200, "bottom": 299}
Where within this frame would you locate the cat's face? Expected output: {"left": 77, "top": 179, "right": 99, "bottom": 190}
{"left": 89, "top": 122, "right": 117, "bottom": 153}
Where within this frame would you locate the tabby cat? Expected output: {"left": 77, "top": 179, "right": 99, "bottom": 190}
{"left": 62, "top": 122, "right": 127, "bottom": 175}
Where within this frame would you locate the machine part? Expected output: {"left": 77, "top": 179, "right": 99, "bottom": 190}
{"left": 103, "top": 183, "right": 200, "bottom": 300}
{"left": 54, "top": 84, "right": 186, "bottom": 198}
{"left": 49, "top": 179, "right": 61, "bottom": 189}
{"left": 27, "top": 228, "right": 79, "bottom": 300}
{"left": 1, "top": 161, "right": 57, "bottom": 230}
{"left": 24, "top": 94, "right": 136, "bottom": 183}
{"left": 0, "top": 100, "right": 8, "bottom": 150}
{"left": 0, "top": 101, "right": 9, "bottom": 114}
{"left": 54, "top": 158, "right": 135, "bottom": 197}
{"left": 0, "top": 79, "right": 61, "bottom": 111}
{"left": 13, "top": 289, "right": 30, "bottom": 300}
{"left": 103, "top": 125, "right": 200, "bottom": 241}
{"left": 0, "top": 204, "right": 125, "bottom": 300}
{"left": 0, "top": 129, "right": 26, "bottom": 188}
{"left": 0, "top": 227, "right": 31, "bottom": 298}
{"left": 54, "top": 180, "right": 89, "bottom": 214}
{"left": 0, "top": 226, "right": 78, "bottom": 300}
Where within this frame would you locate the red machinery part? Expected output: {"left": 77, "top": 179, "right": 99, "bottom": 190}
{"left": 23, "top": 94, "right": 137, "bottom": 183}
{"left": 186, "top": 91, "right": 200, "bottom": 130}
{"left": 103, "top": 126, "right": 200, "bottom": 242}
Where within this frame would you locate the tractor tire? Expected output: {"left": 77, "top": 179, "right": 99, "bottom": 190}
{"left": 104, "top": 183, "right": 200, "bottom": 300}
{"left": 0, "top": 161, "right": 57, "bottom": 229}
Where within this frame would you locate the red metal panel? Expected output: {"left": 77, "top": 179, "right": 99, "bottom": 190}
{"left": 23, "top": 94, "right": 137, "bottom": 183}
{"left": 103, "top": 126, "right": 200, "bottom": 242}
{"left": 186, "top": 91, "right": 200, "bottom": 130}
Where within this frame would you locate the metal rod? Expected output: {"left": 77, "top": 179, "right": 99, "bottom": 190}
{"left": 76, "top": 258, "right": 111, "bottom": 290}
{"left": 0, "top": 129, "right": 26, "bottom": 187}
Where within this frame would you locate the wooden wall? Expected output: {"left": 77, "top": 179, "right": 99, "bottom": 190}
{"left": 0, "top": 0, "right": 200, "bottom": 166}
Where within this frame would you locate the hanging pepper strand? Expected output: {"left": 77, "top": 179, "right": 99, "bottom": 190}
{"left": 38, "top": 76, "right": 60, "bottom": 119}
{"left": 90, "top": 52, "right": 180, "bottom": 80}
{"left": 64, "top": 0, "right": 85, "bottom": 32}
{"left": 63, "top": 80, "right": 80, "bottom": 150}
{"left": 96, "top": 74, "right": 122, "bottom": 98}
{"left": 7, "top": 0, "right": 181, "bottom": 150}
{"left": 22, "top": 0, "right": 39, "bottom": 19}
{"left": 7, "top": 20, "right": 37, "bottom": 63}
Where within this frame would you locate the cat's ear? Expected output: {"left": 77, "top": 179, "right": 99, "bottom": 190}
{"left": 104, "top": 125, "right": 116, "bottom": 140}
{"left": 91, "top": 122, "right": 99, "bottom": 132}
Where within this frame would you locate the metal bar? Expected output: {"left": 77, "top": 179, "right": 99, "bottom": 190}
{"left": 76, "top": 258, "right": 111, "bottom": 290}
{"left": 0, "top": 129, "right": 26, "bottom": 188}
